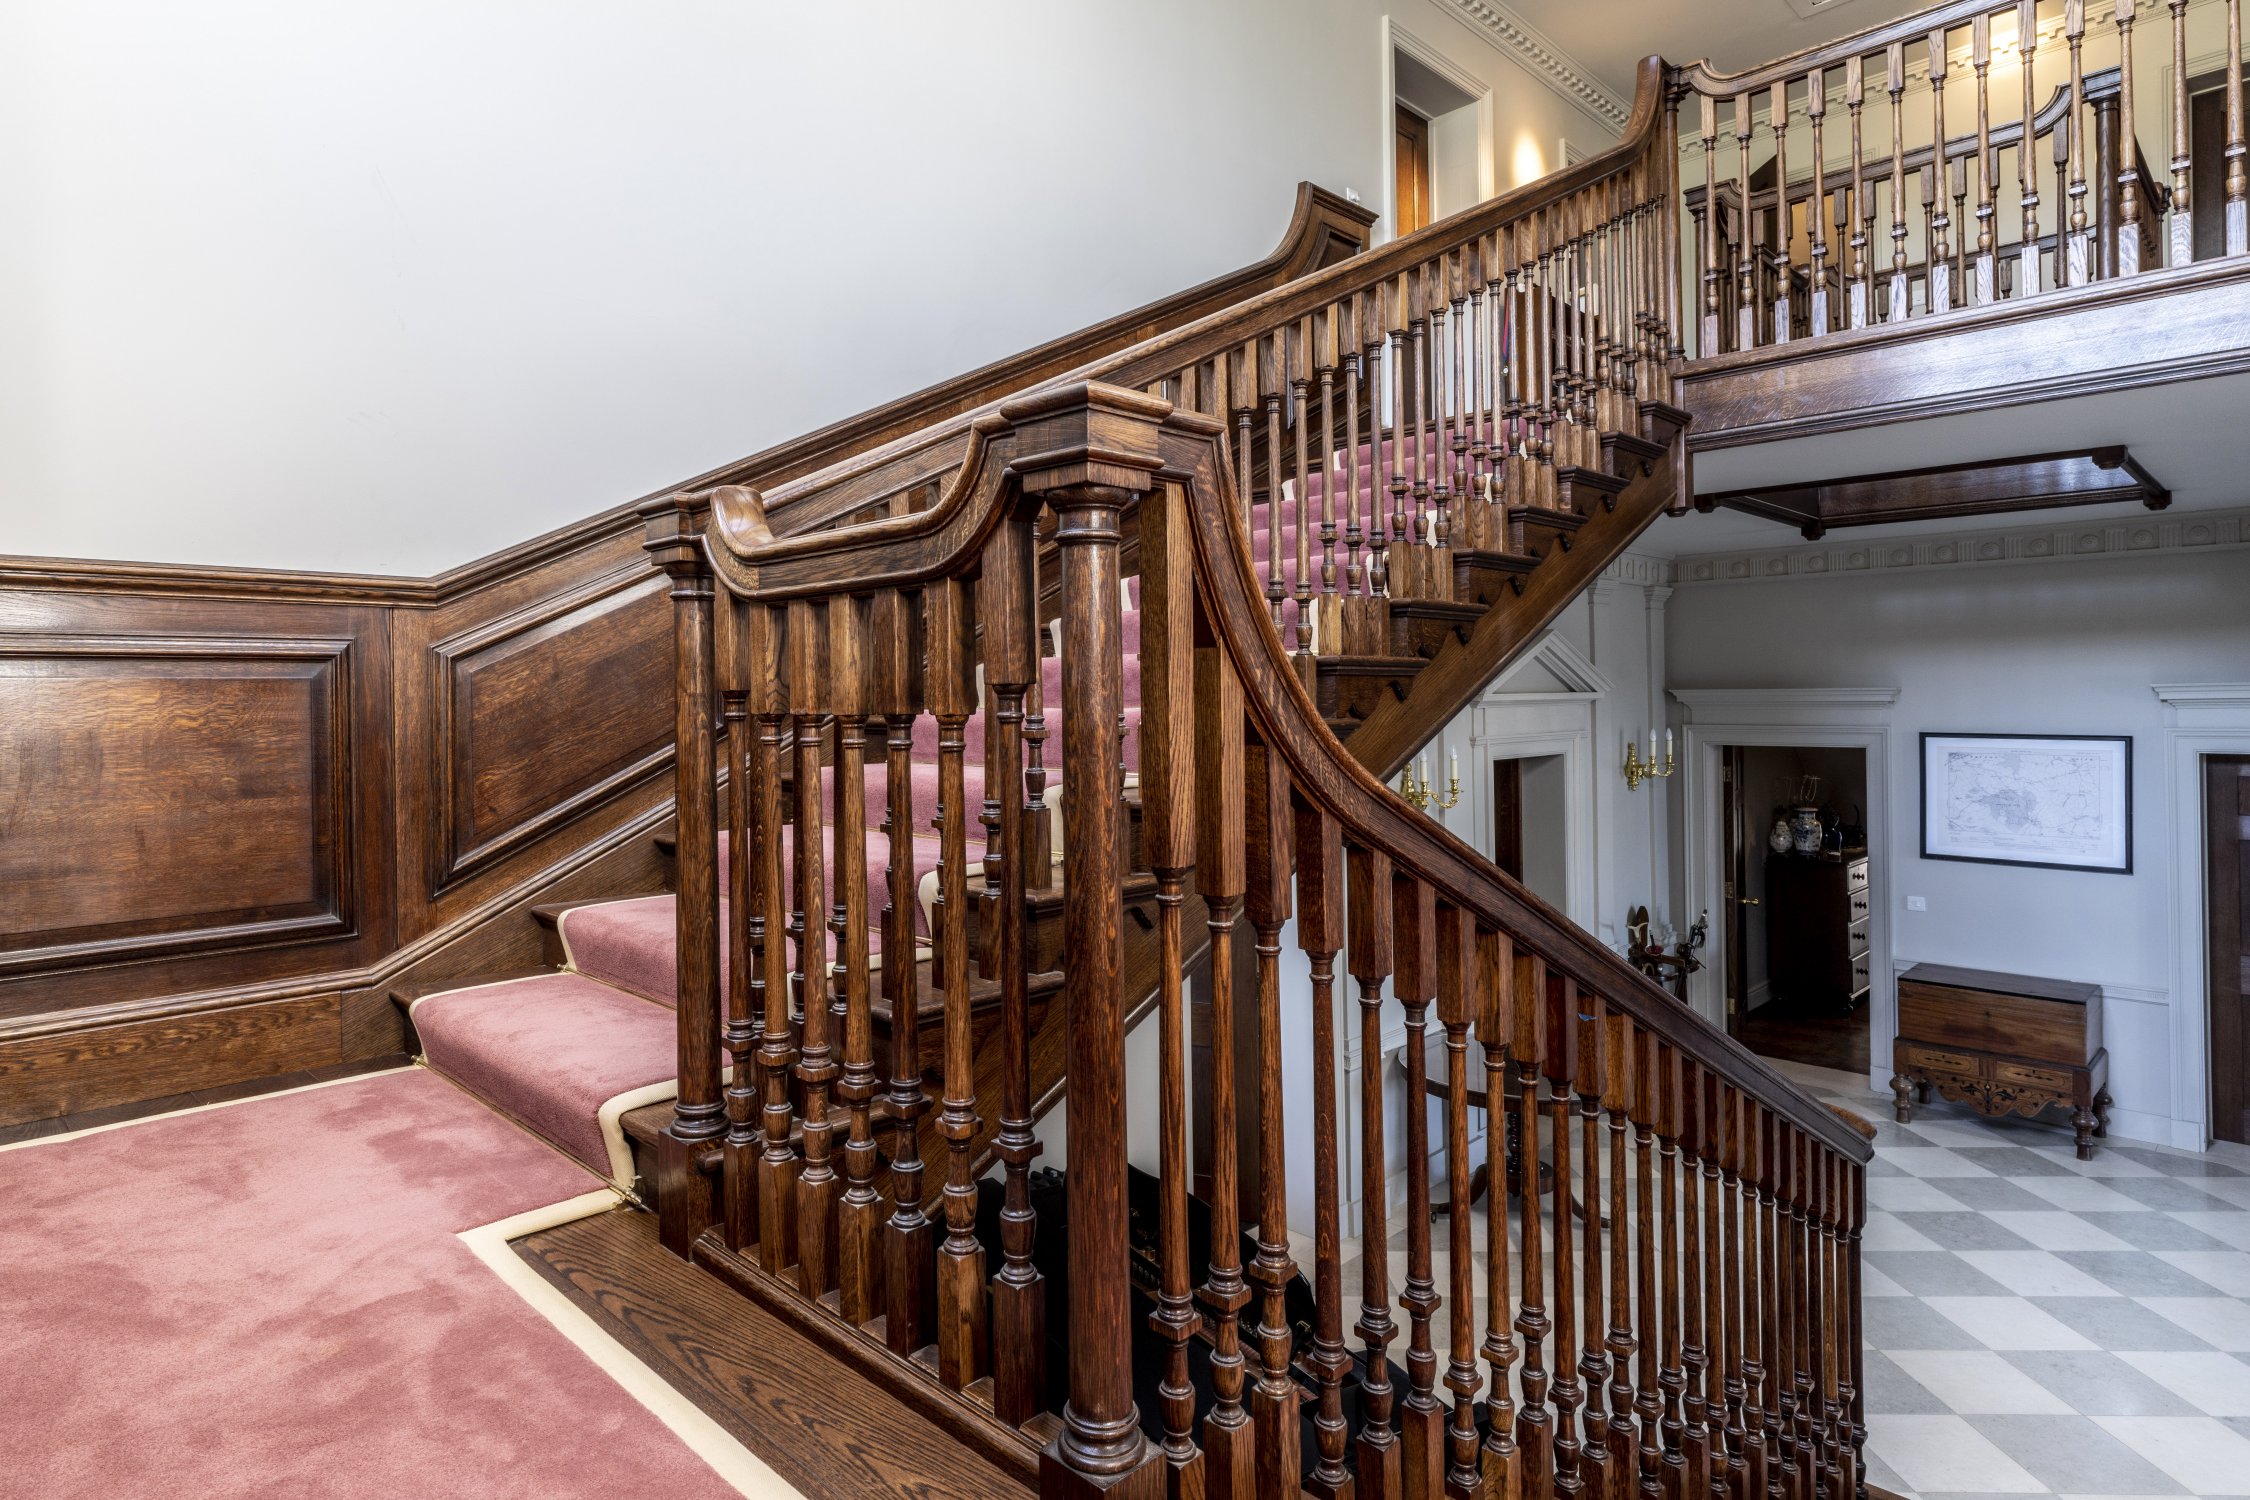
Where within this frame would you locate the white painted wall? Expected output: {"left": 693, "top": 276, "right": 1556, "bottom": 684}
{"left": 1, "top": 0, "right": 1616, "bottom": 576}
{"left": 1667, "top": 544, "right": 2250, "bottom": 1148}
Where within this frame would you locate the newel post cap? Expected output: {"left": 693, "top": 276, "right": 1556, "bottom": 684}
{"left": 999, "top": 381, "right": 1172, "bottom": 498}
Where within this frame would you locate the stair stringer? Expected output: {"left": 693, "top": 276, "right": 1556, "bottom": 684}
{"left": 1339, "top": 446, "right": 1682, "bottom": 782}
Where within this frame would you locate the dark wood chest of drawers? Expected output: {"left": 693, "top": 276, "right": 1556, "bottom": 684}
{"left": 1891, "top": 962, "right": 2112, "bottom": 1158}
{"left": 1764, "top": 853, "right": 1871, "bottom": 1010}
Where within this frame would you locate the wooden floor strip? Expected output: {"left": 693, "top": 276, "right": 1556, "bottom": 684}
{"left": 513, "top": 1206, "right": 1036, "bottom": 1500}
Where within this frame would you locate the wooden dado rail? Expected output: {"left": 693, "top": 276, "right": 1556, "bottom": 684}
{"left": 643, "top": 56, "right": 1872, "bottom": 1500}
{"left": 1673, "top": 0, "right": 2249, "bottom": 358}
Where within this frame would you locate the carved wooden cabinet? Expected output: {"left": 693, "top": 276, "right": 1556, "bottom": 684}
{"left": 1891, "top": 962, "right": 2113, "bottom": 1158}
{"left": 1763, "top": 852, "right": 1871, "bottom": 1011}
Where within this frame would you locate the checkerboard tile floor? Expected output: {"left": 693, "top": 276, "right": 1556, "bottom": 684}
{"left": 1779, "top": 1061, "right": 2250, "bottom": 1499}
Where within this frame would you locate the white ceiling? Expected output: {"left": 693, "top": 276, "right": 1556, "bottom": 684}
{"left": 1502, "top": 0, "right": 1936, "bottom": 101}
{"left": 1639, "top": 368, "right": 2250, "bottom": 556}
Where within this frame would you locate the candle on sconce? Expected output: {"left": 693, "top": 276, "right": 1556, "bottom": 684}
{"left": 1666, "top": 728, "right": 1674, "bottom": 758}
{"left": 1448, "top": 748, "right": 1458, "bottom": 782}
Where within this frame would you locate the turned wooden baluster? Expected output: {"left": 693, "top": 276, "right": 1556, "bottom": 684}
{"left": 1735, "top": 93, "right": 1758, "bottom": 351}
{"left": 1467, "top": 240, "right": 1492, "bottom": 524}
{"left": 1536, "top": 210, "right": 1563, "bottom": 507}
{"left": 1628, "top": 1029, "right": 1664, "bottom": 1500}
{"left": 1433, "top": 905, "right": 1482, "bottom": 1499}
{"left": 977, "top": 516, "right": 1046, "bottom": 1426}
{"left": 1602, "top": 1012, "right": 1640, "bottom": 1500}
{"left": 1394, "top": 874, "right": 1445, "bottom": 1499}
{"left": 1386, "top": 275, "right": 1414, "bottom": 594}
{"left": 1501, "top": 222, "right": 1528, "bottom": 519}
{"left": 1196, "top": 639, "right": 1254, "bottom": 1497}
{"left": 1953, "top": 150, "right": 1971, "bottom": 293}
{"left": 1339, "top": 298, "right": 1366, "bottom": 610}
{"left": 1574, "top": 993, "right": 1615, "bottom": 1500}
{"left": 1317, "top": 305, "right": 1342, "bottom": 638}
{"left": 1700, "top": 94, "right": 1723, "bottom": 354}
{"left": 1676, "top": 1055, "right": 1711, "bottom": 1500}
{"left": 1765, "top": 1113, "right": 1796, "bottom": 1500}
{"left": 1770, "top": 81, "right": 1793, "bottom": 343}
{"left": 1244, "top": 742, "right": 1301, "bottom": 1499}
{"left": 1790, "top": 1135, "right": 1820, "bottom": 1494}
{"left": 747, "top": 604, "right": 798, "bottom": 1277}
{"left": 1140, "top": 480, "right": 1202, "bottom": 1494}
{"left": 1651, "top": 1044, "right": 1691, "bottom": 1500}
{"left": 1230, "top": 343, "right": 1257, "bottom": 540}
{"left": 1845, "top": 55, "right": 1871, "bottom": 327}
{"left": 1930, "top": 28, "right": 1955, "bottom": 313}
{"left": 1974, "top": 14, "right": 1999, "bottom": 302}
{"left": 926, "top": 578, "right": 986, "bottom": 1388}
{"left": 873, "top": 590, "right": 934, "bottom": 1353}
{"left": 1408, "top": 265, "right": 1433, "bottom": 568}
{"left": 719, "top": 611, "right": 759, "bottom": 1255}
{"left": 1290, "top": 318, "right": 1316, "bottom": 654}
{"left": 787, "top": 599, "right": 842, "bottom": 1297}
{"left": 1806, "top": 69, "right": 1831, "bottom": 336}
{"left": 829, "top": 595, "right": 883, "bottom": 1324}
{"left": 2230, "top": 0, "right": 2248, "bottom": 254}
{"left": 644, "top": 497, "right": 722, "bottom": 1256}
{"left": 2020, "top": 0, "right": 2045, "bottom": 296}
{"left": 1713, "top": 1074, "right": 1748, "bottom": 1493}
{"left": 1511, "top": 951, "right": 1556, "bottom": 1495}
{"left": 1350, "top": 844, "right": 1403, "bottom": 1499}
{"left": 2064, "top": 0, "right": 2092, "bottom": 286}
{"left": 1739, "top": 1094, "right": 1772, "bottom": 1500}
{"left": 2172, "top": 1, "right": 2195, "bottom": 266}
{"left": 1297, "top": 805, "right": 1354, "bottom": 1500}
{"left": 1450, "top": 253, "right": 1473, "bottom": 539}
{"left": 1477, "top": 930, "right": 1522, "bottom": 1499}
{"left": 1546, "top": 975, "right": 1587, "bottom": 1498}
{"left": 1887, "top": 42, "right": 1910, "bottom": 322}
{"left": 2116, "top": 1, "right": 2145, "bottom": 275}
{"left": 1844, "top": 1153, "right": 1870, "bottom": 1491}
{"left": 1261, "top": 333, "right": 1288, "bottom": 631}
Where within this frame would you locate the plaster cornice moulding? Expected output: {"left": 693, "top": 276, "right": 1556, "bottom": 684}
{"left": 1442, "top": 0, "right": 1632, "bottom": 132}
{"left": 1670, "top": 507, "right": 2250, "bottom": 587}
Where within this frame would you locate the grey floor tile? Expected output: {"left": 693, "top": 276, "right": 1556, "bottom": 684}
{"left": 1862, "top": 1348, "right": 1955, "bottom": 1415}
{"left": 2073, "top": 1213, "right": 2235, "bottom": 1251}
{"left": 1925, "top": 1176, "right": 2066, "bottom": 1213}
{"left": 2030, "top": 1296, "right": 2218, "bottom": 1352}
{"left": 2058, "top": 1251, "right": 2238, "bottom": 1298}
{"left": 2104, "top": 1176, "right": 2243, "bottom": 1213}
{"left": 1966, "top": 1413, "right": 2190, "bottom": 1494}
{"left": 1951, "top": 1145, "right": 2080, "bottom": 1178}
{"left": 2000, "top": 1349, "right": 2200, "bottom": 1417}
{"left": 1864, "top": 1293, "right": 1990, "bottom": 1351}
{"left": 1891, "top": 1212, "right": 2041, "bottom": 1251}
{"left": 1861, "top": 1448, "right": 1914, "bottom": 1496}
{"left": 1865, "top": 1250, "right": 2015, "bottom": 1297}
{"left": 1871, "top": 1121, "right": 1940, "bottom": 1150}
{"left": 1866, "top": 1155, "right": 1907, "bottom": 1178}
{"left": 2103, "top": 1144, "right": 2248, "bottom": 1179}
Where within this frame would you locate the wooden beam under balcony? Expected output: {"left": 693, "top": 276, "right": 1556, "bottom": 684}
{"left": 1697, "top": 446, "right": 2171, "bottom": 539}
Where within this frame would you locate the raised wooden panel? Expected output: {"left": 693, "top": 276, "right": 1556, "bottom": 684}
{"left": 0, "top": 635, "right": 357, "bottom": 975}
{"left": 428, "top": 573, "right": 672, "bottom": 889}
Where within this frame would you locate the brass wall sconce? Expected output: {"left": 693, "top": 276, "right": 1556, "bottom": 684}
{"left": 1624, "top": 729, "right": 1675, "bottom": 791}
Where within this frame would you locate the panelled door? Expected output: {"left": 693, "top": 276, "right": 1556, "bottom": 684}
{"left": 2209, "top": 756, "right": 2250, "bottom": 1146}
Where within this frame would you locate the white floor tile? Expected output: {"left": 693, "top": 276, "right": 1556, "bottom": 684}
{"left": 2051, "top": 1149, "right": 2165, "bottom": 1177}
{"left": 1888, "top": 1349, "right": 2075, "bottom": 1414}
{"left": 1864, "top": 1211, "right": 1946, "bottom": 1252}
{"left": 2138, "top": 1297, "right": 2250, "bottom": 1351}
{"left": 1910, "top": 1121, "right": 2028, "bottom": 1148}
{"left": 1869, "top": 1175, "right": 1977, "bottom": 1212}
{"left": 1956, "top": 1249, "right": 2125, "bottom": 1298}
{"left": 2118, "top": 1350, "right": 2250, "bottom": 1416}
{"left": 2015, "top": 1175, "right": 2151, "bottom": 1213}
{"left": 1983, "top": 1210, "right": 2135, "bottom": 1251}
{"left": 2168, "top": 1211, "right": 2250, "bottom": 1250}
{"left": 1865, "top": 1413, "right": 2045, "bottom": 1492}
{"left": 2094, "top": 1415, "right": 2250, "bottom": 1494}
{"left": 2153, "top": 1249, "right": 2250, "bottom": 1297}
{"left": 1887, "top": 1147, "right": 1996, "bottom": 1179}
{"left": 1862, "top": 1261, "right": 1913, "bottom": 1298}
{"left": 2196, "top": 1177, "right": 2250, "bottom": 1210}
{"left": 1925, "top": 1296, "right": 2098, "bottom": 1350}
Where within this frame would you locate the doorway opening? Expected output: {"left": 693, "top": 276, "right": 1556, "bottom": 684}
{"left": 2208, "top": 755, "right": 2250, "bottom": 1146}
{"left": 1384, "top": 28, "right": 1492, "bottom": 244}
{"left": 1722, "top": 744, "right": 1873, "bottom": 1074}
{"left": 1492, "top": 754, "right": 1568, "bottom": 910}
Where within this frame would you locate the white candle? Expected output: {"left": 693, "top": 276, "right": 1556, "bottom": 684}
{"left": 1448, "top": 748, "right": 1458, "bottom": 781}
{"left": 1666, "top": 728, "right": 1675, "bottom": 758}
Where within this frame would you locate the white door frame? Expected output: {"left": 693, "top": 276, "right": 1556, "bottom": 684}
{"left": 2156, "top": 684, "right": 2250, "bottom": 1152}
{"left": 1380, "top": 17, "right": 1497, "bottom": 244}
{"left": 1673, "top": 688, "right": 1900, "bottom": 1096}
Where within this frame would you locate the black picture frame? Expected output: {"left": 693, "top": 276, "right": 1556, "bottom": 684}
{"left": 1919, "top": 732, "right": 2133, "bottom": 875}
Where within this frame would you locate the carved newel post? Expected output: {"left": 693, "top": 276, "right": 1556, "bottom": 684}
{"left": 1010, "top": 383, "right": 1170, "bottom": 1500}
{"left": 639, "top": 492, "right": 724, "bottom": 1256}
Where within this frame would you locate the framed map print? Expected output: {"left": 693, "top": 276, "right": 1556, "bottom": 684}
{"left": 1920, "top": 733, "right": 2132, "bottom": 874}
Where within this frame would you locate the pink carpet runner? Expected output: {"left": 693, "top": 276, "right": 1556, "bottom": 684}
{"left": 0, "top": 1069, "right": 745, "bottom": 1498}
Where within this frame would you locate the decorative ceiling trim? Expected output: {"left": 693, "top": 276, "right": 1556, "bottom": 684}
{"left": 1669, "top": 507, "right": 2250, "bottom": 587}
{"left": 1441, "top": 0, "right": 1631, "bottom": 132}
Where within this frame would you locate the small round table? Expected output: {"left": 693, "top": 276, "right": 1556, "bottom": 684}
{"left": 1418, "top": 1032, "right": 1558, "bottom": 1217}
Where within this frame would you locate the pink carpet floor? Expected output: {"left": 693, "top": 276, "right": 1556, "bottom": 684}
{"left": 0, "top": 1067, "right": 743, "bottom": 1498}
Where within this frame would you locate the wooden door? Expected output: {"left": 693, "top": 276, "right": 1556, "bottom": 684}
{"left": 1491, "top": 757, "right": 1525, "bottom": 882}
{"left": 2188, "top": 73, "right": 2250, "bottom": 262}
{"left": 2208, "top": 756, "right": 2250, "bottom": 1145}
{"left": 1395, "top": 104, "right": 1432, "bottom": 237}
{"left": 1722, "top": 746, "right": 1751, "bottom": 1035}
